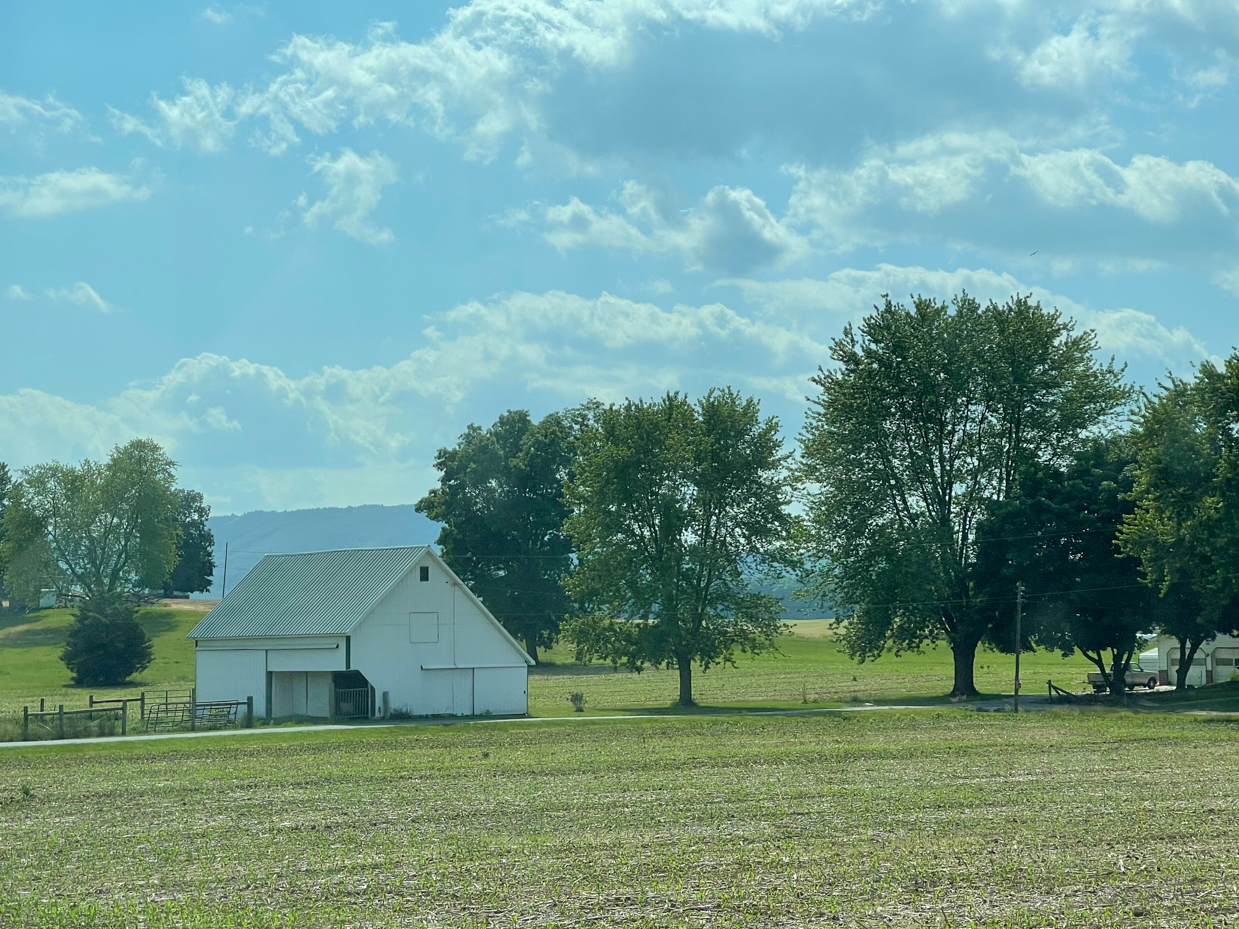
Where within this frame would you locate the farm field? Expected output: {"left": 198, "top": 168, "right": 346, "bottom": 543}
{"left": 2, "top": 710, "right": 1237, "bottom": 928}
{"left": 0, "top": 606, "right": 1099, "bottom": 717}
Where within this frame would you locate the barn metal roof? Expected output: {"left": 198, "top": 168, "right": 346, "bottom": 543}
{"left": 188, "top": 546, "right": 429, "bottom": 639}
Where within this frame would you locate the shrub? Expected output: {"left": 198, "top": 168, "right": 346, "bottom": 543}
{"left": 60, "top": 596, "right": 153, "bottom": 686}
{"left": 567, "top": 691, "right": 586, "bottom": 712}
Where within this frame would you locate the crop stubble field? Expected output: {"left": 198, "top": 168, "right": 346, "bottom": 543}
{"left": 3, "top": 711, "right": 1238, "bottom": 928}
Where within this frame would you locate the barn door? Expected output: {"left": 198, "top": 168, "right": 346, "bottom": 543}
{"left": 451, "top": 669, "right": 474, "bottom": 716}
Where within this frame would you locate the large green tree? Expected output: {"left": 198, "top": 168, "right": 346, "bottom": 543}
{"left": 161, "top": 489, "right": 215, "bottom": 596}
{"left": 974, "top": 439, "right": 1156, "bottom": 696}
{"left": 563, "top": 389, "right": 792, "bottom": 707}
{"left": 1, "top": 439, "right": 182, "bottom": 602}
{"left": 416, "top": 409, "right": 581, "bottom": 662}
{"left": 799, "top": 293, "right": 1129, "bottom": 697}
{"left": 1119, "top": 363, "right": 1239, "bottom": 688}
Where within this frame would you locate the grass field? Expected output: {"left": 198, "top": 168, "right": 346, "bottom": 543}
{"left": 2, "top": 710, "right": 1237, "bottom": 927}
{"left": 0, "top": 604, "right": 205, "bottom": 714}
{"left": 0, "top": 606, "right": 1101, "bottom": 716}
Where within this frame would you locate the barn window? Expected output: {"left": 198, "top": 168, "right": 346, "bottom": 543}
{"left": 410, "top": 612, "right": 439, "bottom": 643}
{"left": 420, "top": 566, "right": 430, "bottom": 582}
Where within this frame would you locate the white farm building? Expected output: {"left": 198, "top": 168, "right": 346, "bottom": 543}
{"left": 1139, "top": 633, "right": 1239, "bottom": 689}
{"left": 187, "top": 547, "right": 533, "bottom": 720}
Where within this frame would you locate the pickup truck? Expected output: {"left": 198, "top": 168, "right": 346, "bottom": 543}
{"left": 1088, "top": 664, "right": 1159, "bottom": 692}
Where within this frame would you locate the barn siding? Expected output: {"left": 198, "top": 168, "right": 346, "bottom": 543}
{"left": 350, "top": 553, "right": 529, "bottom": 716}
{"left": 195, "top": 648, "right": 267, "bottom": 713}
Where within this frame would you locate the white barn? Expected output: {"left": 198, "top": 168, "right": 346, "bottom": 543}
{"left": 188, "top": 547, "right": 533, "bottom": 719}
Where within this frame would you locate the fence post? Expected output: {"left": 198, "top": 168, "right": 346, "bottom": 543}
{"left": 140, "top": 691, "right": 146, "bottom": 721}
{"left": 190, "top": 688, "right": 197, "bottom": 732}
{"left": 40, "top": 697, "right": 45, "bottom": 713}
{"left": 121, "top": 702, "right": 127, "bottom": 736}
{"left": 58, "top": 705, "right": 64, "bottom": 739}
{"left": 246, "top": 696, "right": 254, "bottom": 729}
{"left": 22, "top": 706, "right": 28, "bottom": 740}
{"left": 89, "top": 694, "right": 95, "bottom": 708}
{"left": 328, "top": 677, "right": 336, "bottom": 723}
{"left": 382, "top": 691, "right": 390, "bottom": 720}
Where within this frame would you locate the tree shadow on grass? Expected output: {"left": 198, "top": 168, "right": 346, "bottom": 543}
{"left": 530, "top": 662, "right": 635, "bottom": 677}
{"left": 0, "top": 626, "right": 70, "bottom": 648}
{"left": 0, "top": 608, "right": 181, "bottom": 650}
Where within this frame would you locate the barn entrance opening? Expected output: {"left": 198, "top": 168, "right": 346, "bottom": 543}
{"left": 332, "top": 670, "right": 375, "bottom": 719}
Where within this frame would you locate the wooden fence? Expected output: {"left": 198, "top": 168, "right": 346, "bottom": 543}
{"left": 21, "top": 703, "right": 129, "bottom": 739}
{"left": 17, "top": 689, "right": 254, "bottom": 741}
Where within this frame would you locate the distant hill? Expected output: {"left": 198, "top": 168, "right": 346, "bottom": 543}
{"left": 202, "top": 505, "right": 441, "bottom": 597}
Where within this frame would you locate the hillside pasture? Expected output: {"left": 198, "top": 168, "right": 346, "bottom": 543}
{"left": 1, "top": 711, "right": 1236, "bottom": 928}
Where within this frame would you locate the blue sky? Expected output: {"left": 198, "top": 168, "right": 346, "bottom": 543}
{"left": 2, "top": 0, "right": 1236, "bottom": 513}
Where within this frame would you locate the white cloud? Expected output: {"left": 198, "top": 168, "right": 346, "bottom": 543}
{"left": 1002, "top": 13, "right": 1137, "bottom": 91}
{"left": 1013, "top": 148, "right": 1239, "bottom": 223}
{"left": 0, "top": 167, "right": 151, "bottom": 218}
{"left": 6, "top": 284, "right": 32, "bottom": 301}
{"left": 0, "top": 270, "right": 1212, "bottom": 507}
{"left": 46, "top": 282, "right": 117, "bottom": 313}
{"left": 200, "top": 6, "right": 232, "bottom": 25}
{"left": 297, "top": 149, "right": 399, "bottom": 245}
{"left": 0, "top": 90, "right": 84, "bottom": 136}
{"left": 122, "top": 2, "right": 873, "bottom": 161}
{"left": 110, "top": 78, "right": 237, "bottom": 154}
{"left": 1214, "top": 266, "right": 1239, "bottom": 298}
{"left": 0, "top": 287, "right": 828, "bottom": 504}
{"left": 541, "top": 180, "right": 811, "bottom": 273}
{"left": 725, "top": 263, "right": 1209, "bottom": 368}
{"left": 784, "top": 132, "right": 1239, "bottom": 268}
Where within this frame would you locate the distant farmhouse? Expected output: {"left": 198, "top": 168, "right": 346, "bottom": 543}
{"left": 188, "top": 547, "right": 533, "bottom": 719}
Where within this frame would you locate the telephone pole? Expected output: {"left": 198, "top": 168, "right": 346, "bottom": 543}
{"left": 1014, "top": 582, "right": 1024, "bottom": 714}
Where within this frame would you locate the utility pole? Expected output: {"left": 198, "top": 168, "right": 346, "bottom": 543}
{"left": 221, "top": 543, "right": 229, "bottom": 598}
{"left": 1014, "top": 582, "right": 1024, "bottom": 714}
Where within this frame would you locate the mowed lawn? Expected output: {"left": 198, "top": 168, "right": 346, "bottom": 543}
{"left": 0, "top": 606, "right": 1098, "bottom": 716}
{"left": 2, "top": 711, "right": 1237, "bottom": 928}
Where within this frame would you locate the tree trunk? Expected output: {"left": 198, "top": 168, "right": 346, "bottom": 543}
{"left": 523, "top": 633, "right": 539, "bottom": 665}
{"left": 949, "top": 636, "right": 980, "bottom": 698}
{"left": 1176, "top": 637, "right": 1202, "bottom": 692}
{"left": 677, "top": 656, "right": 695, "bottom": 707}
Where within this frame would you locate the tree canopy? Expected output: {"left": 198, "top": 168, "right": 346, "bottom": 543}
{"left": 1, "top": 439, "right": 182, "bottom": 602}
{"left": 1119, "top": 359, "right": 1239, "bottom": 687}
{"left": 416, "top": 409, "right": 581, "bottom": 662}
{"left": 974, "top": 438, "right": 1155, "bottom": 695}
{"left": 564, "top": 389, "right": 792, "bottom": 706}
{"left": 162, "top": 489, "right": 215, "bottom": 596}
{"left": 799, "top": 293, "right": 1130, "bottom": 696}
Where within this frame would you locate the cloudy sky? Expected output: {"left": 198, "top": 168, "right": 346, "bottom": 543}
{"left": 1, "top": 1, "right": 1236, "bottom": 513}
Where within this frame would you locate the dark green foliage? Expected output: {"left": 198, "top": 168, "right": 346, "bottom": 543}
{"left": 564, "top": 389, "right": 792, "bottom": 706}
{"left": 799, "top": 293, "right": 1130, "bottom": 696}
{"left": 60, "top": 595, "right": 154, "bottom": 686}
{"left": 416, "top": 409, "right": 581, "bottom": 662}
{"left": 1120, "top": 359, "right": 1239, "bottom": 688}
{"left": 974, "top": 438, "right": 1155, "bottom": 695}
{"left": 162, "top": 489, "right": 215, "bottom": 596}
